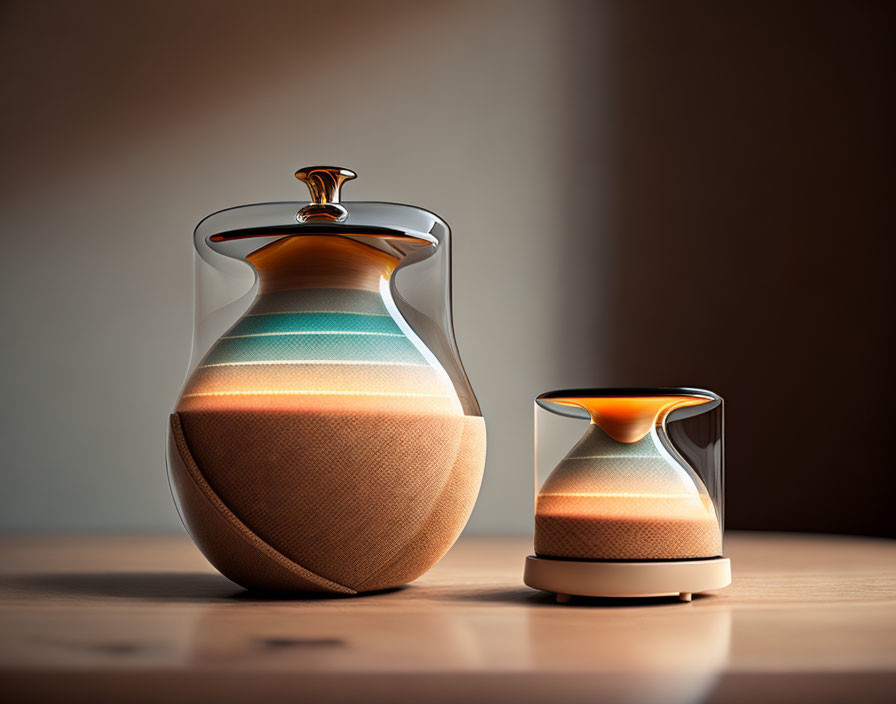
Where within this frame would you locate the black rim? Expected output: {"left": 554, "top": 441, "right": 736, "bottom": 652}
{"left": 536, "top": 387, "right": 722, "bottom": 417}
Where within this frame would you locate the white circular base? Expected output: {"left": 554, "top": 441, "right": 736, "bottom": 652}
{"left": 524, "top": 555, "right": 731, "bottom": 600}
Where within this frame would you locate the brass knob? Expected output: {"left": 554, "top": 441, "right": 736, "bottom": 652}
{"left": 295, "top": 166, "right": 357, "bottom": 222}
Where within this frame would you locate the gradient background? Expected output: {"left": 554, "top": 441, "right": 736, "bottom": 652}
{"left": 1, "top": 0, "right": 893, "bottom": 537}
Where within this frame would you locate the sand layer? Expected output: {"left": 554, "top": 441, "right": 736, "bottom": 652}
{"left": 171, "top": 408, "right": 485, "bottom": 592}
{"left": 535, "top": 511, "right": 722, "bottom": 561}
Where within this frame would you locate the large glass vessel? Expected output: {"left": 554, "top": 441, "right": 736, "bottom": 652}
{"left": 167, "top": 166, "right": 486, "bottom": 594}
{"left": 525, "top": 387, "right": 730, "bottom": 601}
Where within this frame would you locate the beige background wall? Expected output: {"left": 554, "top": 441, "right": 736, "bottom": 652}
{"left": 0, "top": 0, "right": 610, "bottom": 533}
{"left": 2, "top": 1, "right": 893, "bottom": 537}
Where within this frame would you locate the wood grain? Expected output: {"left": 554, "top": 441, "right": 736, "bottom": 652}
{"left": 0, "top": 532, "right": 894, "bottom": 703}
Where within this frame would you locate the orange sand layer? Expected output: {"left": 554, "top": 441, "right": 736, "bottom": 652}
{"left": 535, "top": 494, "right": 722, "bottom": 560}
{"left": 174, "top": 408, "right": 485, "bottom": 591}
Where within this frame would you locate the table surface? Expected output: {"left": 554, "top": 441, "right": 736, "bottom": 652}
{"left": 1, "top": 532, "right": 894, "bottom": 704}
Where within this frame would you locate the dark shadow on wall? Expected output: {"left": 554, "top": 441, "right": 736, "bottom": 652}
{"left": 560, "top": 1, "right": 896, "bottom": 536}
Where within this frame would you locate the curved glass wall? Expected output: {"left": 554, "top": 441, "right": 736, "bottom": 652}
{"left": 166, "top": 166, "right": 485, "bottom": 594}
{"left": 534, "top": 388, "right": 723, "bottom": 561}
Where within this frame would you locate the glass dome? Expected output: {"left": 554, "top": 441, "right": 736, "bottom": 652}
{"left": 167, "top": 166, "right": 486, "bottom": 595}
{"left": 525, "top": 387, "right": 729, "bottom": 601}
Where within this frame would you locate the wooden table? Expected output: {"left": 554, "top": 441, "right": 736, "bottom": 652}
{"left": 1, "top": 532, "right": 894, "bottom": 703}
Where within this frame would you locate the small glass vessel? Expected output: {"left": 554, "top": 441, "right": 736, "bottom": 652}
{"left": 525, "top": 387, "right": 730, "bottom": 601}
{"left": 167, "top": 166, "right": 486, "bottom": 594}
